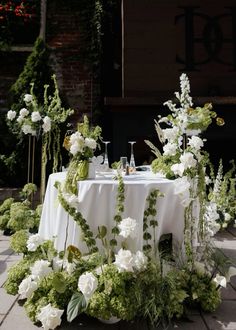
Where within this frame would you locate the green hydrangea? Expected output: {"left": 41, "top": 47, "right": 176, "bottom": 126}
{"left": 0, "top": 211, "right": 10, "bottom": 230}
{"left": 4, "top": 259, "right": 31, "bottom": 295}
{"left": 10, "top": 229, "right": 29, "bottom": 254}
{"left": 0, "top": 197, "right": 14, "bottom": 214}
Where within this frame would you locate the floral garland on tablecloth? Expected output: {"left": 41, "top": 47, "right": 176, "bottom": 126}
{"left": 3, "top": 73, "right": 236, "bottom": 329}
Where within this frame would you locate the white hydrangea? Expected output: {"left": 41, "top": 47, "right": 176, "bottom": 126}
{"left": 118, "top": 217, "right": 137, "bottom": 239}
{"left": 133, "top": 251, "right": 148, "bottom": 271}
{"left": 18, "top": 275, "right": 38, "bottom": 299}
{"left": 17, "top": 115, "right": 24, "bottom": 124}
{"left": 21, "top": 124, "right": 37, "bottom": 136}
{"left": 114, "top": 248, "right": 134, "bottom": 272}
{"left": 27, "top": 233, "right": 44, "bottom": 252}
{"left": 162, "top": 127, "right": 179, "bottom": 142}
{"left": 7, "top": 110, "right": 16, "bottom": 121}
{"left": 30, "top": 260, "right": 52, "bottom": 279}
{"left": 37, "top": 303, "right": 64, "bottom": 330}
{"left": 85, "top": 137, "right": 97, "bottom": 150}
{"left": 31, "top": 111, "right": 41, "bottom": 122}
{"left": 163, "top": 142, "right": 177, "bottom": 156}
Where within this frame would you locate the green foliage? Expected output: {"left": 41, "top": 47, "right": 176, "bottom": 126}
{"left": 10, "top": 229, "right": 29, "bottom": 254}
{"left": 67, "top": 291, "right": 86, "bottom": 322}
{"left": 4, "top": 258, "right": 31, "bottom": 295}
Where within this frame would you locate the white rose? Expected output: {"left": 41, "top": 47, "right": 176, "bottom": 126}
{"left": 171, "top": 163, "right": 185, "bottom": 177}
{"left": 24, "top": 94, "right": 33, "bottom": 103}
{"left": 78, "top": 272, "right": 98, "bottom": 302}
{"left": 188, "top": 135, "right": 204, "bottom": 151}
{"left": 42, "top": 116, "right": 51, "bottom": 133}
{"left": 37, "top": 303, "right": 64, "bottom": 330}
{"left": 18, "top": 275, "right": 38, "bottom": 299}
{"left": 213, "top": 274, "right": 227, "bottom": 288}
{"left": 118, "top": 217, "right": 137, "bottom": 239}
{"left": 85, "top": 137, "right": 97, "bottom": 150}
{"left": 133, "top": 251, "right": 148, "bottom": 271}
{"left": 30, "top": 260, "right": 52, "bottom": 279}
{"left": 27, "top": 233, "right": 44, "bottom": 252}
{"left": 19, "top": 108, "right": 29, "bottom": 118}
{"left": 21, "top": 124, "right": 37, "bottom": 136}
{"left": 114, "top": 248, "right": 134, "bottom": 272}
{"left": 7, "top": 110, "right": 16, "bottom": 121}
{"left": 163, "top": 142, "right": 177, "bottom": 156}
{"left": 17, "top": 115, "right": 24, "bottom": 123}
{"left": 70, "top": 131, "right": 81, "bottom": 144}
{"left": 31, "top": 111, "right": 41, "bottom": 122}
{"left": 180, "top": 152, "right": 197, "bottom": 169}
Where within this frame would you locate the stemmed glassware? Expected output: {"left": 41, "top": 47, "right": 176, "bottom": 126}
{"left": 128, "top": 141, "right": 136, "bottom": 173}
{"left": 103, "top": 141, "right": 110, "bottom": 169}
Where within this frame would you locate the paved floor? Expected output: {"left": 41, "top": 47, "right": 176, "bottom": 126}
{"left": 0, "top": 228, "right": 236, "bottom": 330}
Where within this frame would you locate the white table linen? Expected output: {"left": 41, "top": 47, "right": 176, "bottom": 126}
{"left": 39, "top": 172, "right": 185, "bottom": 253}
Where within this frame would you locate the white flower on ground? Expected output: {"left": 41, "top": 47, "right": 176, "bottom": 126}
{"left": 118, "top": 217, "right": 137, "bottom": 239}
{"left": 42, "top": 116, "right": 51, "bottom": 133}
{"left": 21, "top": 124, "right": 37, "bottom": 136}
{"left": 19, "top": 108, "right": 29, "bottom": 118}
{"left": 133, "top": 251, "right": 148, "bottom": 271}
{"left": 114, "top": 248, "right": 134, "bottom": 272}
{"left": 18, "top": 275, "right": 38, "bottom": 299}
{"left": 37, "top": 303, "right": 64, "bottom": 330}
{"left": 85, "top": 137, "right": 97, "bottom": 150}
{"left": 27, "top": 233, "right": 44, "bottom": 252}
{"left": 23, "top": 94, "right": 33, "bottom": 103}
{"left": 213, "top": 274, "right": 227, "bottom": 288}
{"left": 174, "top": 176, "right": 190, "bottom": 196}
{"left": 188, "top": 135, "right": 204, "bottom": 151}
{"left": 30, "top": 260, "right": 52, "bottom": 279}
{"left": 180, "top": 152, "right": 197, "bottom": 169}
{"left": 7, "top": 110, "right": 16, "bottom": 120}
{"left": 78, "top": 272, "right": 98, "bottom": 302}
{"left": 171, "top": 163, "right": 185, "bottom": 177}
{"left": 31, "top": 111, "right": 41, "bottom": 122}
{"left": 163, "top": 142, "right": 177, "bottom": 156}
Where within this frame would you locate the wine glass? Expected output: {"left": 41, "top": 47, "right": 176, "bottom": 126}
{"left": 128, "top": 141, "right": 136, "bottom": 173}
{"left": 103, "top": 141, "right": 110, "bottom": 169}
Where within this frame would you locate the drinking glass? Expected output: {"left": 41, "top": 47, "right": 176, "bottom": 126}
{"left": 128, "top": 141, "right": 136, "bottom": 173}
{"left": 103, "top": 141, "right": 110, "bottom": 169}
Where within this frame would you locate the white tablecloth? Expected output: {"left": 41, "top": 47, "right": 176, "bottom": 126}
{"left": 38, "top": 172, "right": 185, "bottom": 253}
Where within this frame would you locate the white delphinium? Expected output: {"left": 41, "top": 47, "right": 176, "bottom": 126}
{"left": 37, "top": 303, "right": 64, "bottom": 330}
{"left": 118, "top": 217, "right": 137, "bottom": 239}
{"left": 204, "top": 202, "right": 220, "bottom": 236}
{"left": 19, "top": 108, "right": 29, "bottom": 118}
{"left": 78, "top": 272, "right": 98, "bottom": 302}
{"left": 7, "top": 110, "right": 16, "bottom": 120}
{"left": 42, "top": 116, "right": 51, "bottom": 133}
{"left": 27, "top": 233, "right": 44, "bottom": 252}
{"left": 18, "top": 275, "right": 38, "bottom": 299}
{"left": 31, "top": 111, "right": 41, "bottom": 122}
{"left": 177, "top": 72, "right": 193, "bottom": 110}
{"left": 30, "top": 260, "right": 52, "bottom": 279}
{"left": 114, "top": 248, "right": 134, "bottom": 272}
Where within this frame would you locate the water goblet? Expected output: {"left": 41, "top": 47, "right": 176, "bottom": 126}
{"left": 128, "top": 141, "right": 136, "bottom": 173}
{"left": 103, "top": 141, "right": 110, "bottom": 169}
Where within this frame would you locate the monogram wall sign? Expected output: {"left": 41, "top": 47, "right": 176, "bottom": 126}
{"left": 175, "top": 6, "right": 236, "bottom": 71}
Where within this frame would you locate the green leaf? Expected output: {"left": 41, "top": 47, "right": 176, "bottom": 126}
{"left": 52, "top": 273, "right": 67, "bottom": 293}
{"left": 97, "top": 225, "right": 107, "bottom": 239}
{"left": 67, "top": 292, "right": 87, "bottom": 323}
{"left": 67, "top": 245, "right": 82, "bottom": 262}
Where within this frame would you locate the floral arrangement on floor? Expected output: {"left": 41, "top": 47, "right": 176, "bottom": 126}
{"left": 63, "top": 115, "right": 102, "bottom": 194}
{"left": 0, "top": 183, "right": 41, "bottom": 235}
{"left": 4, "top": 73, "right": 236, "bottom": 330}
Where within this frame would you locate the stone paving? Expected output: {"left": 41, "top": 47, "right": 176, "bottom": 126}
{"left": 0, "top": 228, "right": 236, "bottom": 330}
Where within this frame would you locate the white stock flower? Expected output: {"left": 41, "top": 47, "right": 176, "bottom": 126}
{"left": 163, "top": 142, "right": 177, "bottom": 156}
{"left": 42, "top": 116, "right": 51, "bottom": 133}
{"left": 30, "top": 260, "right": 52, "bottom": 279}
{"left": 174, "top": 176, "right": 190, "bottom": 196}
{"left": 27, "top": 233, "right": 44, "bottom": 252}
{"left": 133, "top": 251, "right": 148, "bottom": 271}
{"left": 21, "top": 124, "right": 37, "bottom": 136}
{"left": 171, "top": 163, "right": 185, "bottom": 177}
{"left": 188, "top": 135, "right": 204, "bottom": 151}
{"left": 19, "top": 108, "right": 29, "bottom": 118}
{"left": 78, "top": 272, "right": 98, "bottom": 302}
{"left": 31, "top": 111, "right": 41, "bottom": 122}
{"left": 114, "top": 248, "right": 134, "bottom": 272}
{"left": 118, "top": 217, "right": 137, "bottom": 239}
{"left": 7, "top": 110, "right": 16, "bottom": 120}
{"left": 180, "top": 152, "right": 197, "bottom": 169}
{"left": 213, "top": 274, "right": 227, "bottom": 288}
{"left": 37, "top": 303, "right": 64, "bottom": 330}
{"left": 18, "top": 275, "right": 38, "bottom": 299}
{"left": 85, "top": 137, "right": 97, "bottom": 150}
{"left": 23, "top": 94, "right": 33, "bottom": 103}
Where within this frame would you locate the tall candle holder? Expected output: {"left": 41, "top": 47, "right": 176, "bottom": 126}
{"left": 128, "top": 141, "right": 136, "bottom": 173}
{"left": 103, "top": 141, "right": 110, "bottom": 169}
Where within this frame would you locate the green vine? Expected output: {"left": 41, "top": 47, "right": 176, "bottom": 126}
{"left": 55, "top": 181, "right": 98, "bottom": 254}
